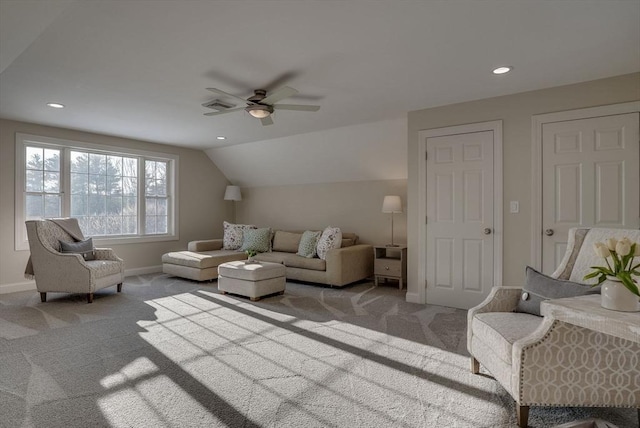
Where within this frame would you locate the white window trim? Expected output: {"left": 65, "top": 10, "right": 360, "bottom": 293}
{"left": 15, "top": 133, "right": 179, "bottom": 251}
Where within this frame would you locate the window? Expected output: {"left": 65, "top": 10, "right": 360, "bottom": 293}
{"left": 16, "top": 134, "right": 179, "bottom": 250}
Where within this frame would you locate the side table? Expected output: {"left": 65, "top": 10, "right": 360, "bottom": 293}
{"left": 374, "top": 245, "right": 407, "bottom": 290}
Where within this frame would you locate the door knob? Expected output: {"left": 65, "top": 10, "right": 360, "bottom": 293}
{"left": 483, "top": 228, "right": 492, "bottom": 235}
{"left": 545, "top": 229, "right": 554, "bottom": 236}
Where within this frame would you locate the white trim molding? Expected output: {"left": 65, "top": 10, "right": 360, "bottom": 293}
{"left": 417, "top": 120, "right": 503, "bottom": 305}
{"left": 530, "top": 101, "right": 640, "bottom": 270}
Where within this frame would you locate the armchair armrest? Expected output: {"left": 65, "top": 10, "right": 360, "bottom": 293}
{"left": 94, "top": 248, "right": 123, "bottom": 261}
{"left": 325, "top": 244, "right": 374, "bottom": 286}
{"left": 188, "top": 239, "right": 223, "bottom": 252}
{"left": 467, "top": 286, "right": 522, "bottom": 353}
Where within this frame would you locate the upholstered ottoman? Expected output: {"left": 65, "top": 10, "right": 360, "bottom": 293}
{"left": 162, "top": 250, "right": 246, "bottom": 281}
{"left": 218, "top": 261, "right": 286, "bottom": 301}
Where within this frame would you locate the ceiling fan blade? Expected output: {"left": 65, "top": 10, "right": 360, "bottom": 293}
{"left": 261, "top": 86, "right": 298, "bottom": 105}
{"left": 203, "top": 107, "right": 245, "bottom": 116}
{"left": 273, "top": 104, "right": 320, "bottom": 112}
{"left": 206, "top": 88, "right": 251, "bottom": 105}
{"left": 261, "top": 116, "right": 274, "bottom": 126}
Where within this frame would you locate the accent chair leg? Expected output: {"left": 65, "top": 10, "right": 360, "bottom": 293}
{"left": 471, "top": 357, "right": 480, "bottom": 374}
{"left": 87, "top": 293, "right": 94, "bottom": 304}
{"left": 117, "top": 283, "right": 122, "bottom": 292}
{"left": 516, "top": 405, "right": 529, "bottom": 428}
{"left": 40, "top": 292, "right": 46, "bottom": 303}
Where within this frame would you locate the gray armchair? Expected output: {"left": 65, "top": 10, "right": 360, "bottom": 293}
{"left": 26, "top": 219, "right": 125, "bottom": 303}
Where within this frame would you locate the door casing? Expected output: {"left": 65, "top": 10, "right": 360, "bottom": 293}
{"left": 530, "top": 101, "right": 640, "bottom": 270}
{"left": 417, "top": 120, "right": 503, "bottom": 305}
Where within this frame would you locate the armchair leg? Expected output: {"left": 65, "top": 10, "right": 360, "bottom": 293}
{"left": 87, "top": 293, "right": 93, "bottom": 304}
{"left": 117, "top": 283, "right": 122, "bottom": 292}
{"left": 470, "top": 357, "right": 480, "bottom": 374}
{"left": 40, "top": 292, "right": 46, "bottom": 302}
{"left": 516, "top": 405, "right": 529, "bottom": 428}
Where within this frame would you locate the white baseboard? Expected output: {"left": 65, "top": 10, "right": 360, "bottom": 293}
{"left": 0, "top": 280, "right": 36, "bottom": 294}
{"left": 0, "top": 265, "right": 163, "bottom": 295}
{"left": 405, "top": 292, "right": 423, "bottom": 304}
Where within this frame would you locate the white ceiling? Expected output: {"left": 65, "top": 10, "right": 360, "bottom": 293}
{"left": 1, "top": 0, "right": 638, "bottom": 150}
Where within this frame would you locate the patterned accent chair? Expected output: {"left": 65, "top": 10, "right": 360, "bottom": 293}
{"left": 467, "top": 228, "right": 640, "bottom": 427}
{"left": 26, "top": 219, "right": 125, "bottom": 303}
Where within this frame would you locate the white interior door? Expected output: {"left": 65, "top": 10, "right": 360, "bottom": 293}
{"left": 426, "top": 130, "right": 494, "bottom": 309}
{"left": 542, "top": 113, "right": 640, "bottom": 274}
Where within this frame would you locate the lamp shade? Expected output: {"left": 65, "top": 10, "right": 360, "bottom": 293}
{"left": 382, "top": 195, "right": 402, "bottom": 213}
{"left": 224, "top": 185, "right": 242, "bottom": 201}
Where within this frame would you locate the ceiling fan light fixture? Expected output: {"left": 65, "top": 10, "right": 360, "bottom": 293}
{"left": 246, "top": 105, "right": 273, "bottom": 119}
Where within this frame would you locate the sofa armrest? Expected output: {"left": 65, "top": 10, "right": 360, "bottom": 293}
{"left": 188, "top": 239, "right": 223, "bottom": 252}
{"left": 325, "top": 244, "right": 374, "bottom": 286}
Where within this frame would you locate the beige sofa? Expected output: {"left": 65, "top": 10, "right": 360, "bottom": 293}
{"left": 467, "top": 228, "right": 640, "bottom": 427}
{"left": 162, "top": 230, "right": 373, "bottom": 287}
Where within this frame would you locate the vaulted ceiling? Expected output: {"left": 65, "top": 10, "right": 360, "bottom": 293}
{"left": 1, "top": 1, "right": 639, "bottom": 149}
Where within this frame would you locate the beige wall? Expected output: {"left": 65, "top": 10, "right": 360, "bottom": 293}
{"left": 236, "top": 180, "right": 407, "bottom": 246}
{"left": 0, "top": 119, "right": 232, "bottom": 292}
{"left": 407, "top": 73, "right": 640, "bottom": 303}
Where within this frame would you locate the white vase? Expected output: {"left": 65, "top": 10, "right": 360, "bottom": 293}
{"left": 601, "top": 276, "right": 640, "bottom": 312}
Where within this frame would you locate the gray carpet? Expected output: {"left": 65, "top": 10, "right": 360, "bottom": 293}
{"left": 0, "top": 274, "right": 636, "bottom": 428}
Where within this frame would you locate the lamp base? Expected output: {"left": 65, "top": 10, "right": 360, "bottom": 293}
{"left": 385, "top": 244, "right": 400, "bottom": 247}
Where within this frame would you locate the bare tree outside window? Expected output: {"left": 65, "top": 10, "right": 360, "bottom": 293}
{"left": 25, "top": 147, "right": 61, "bottom": 220}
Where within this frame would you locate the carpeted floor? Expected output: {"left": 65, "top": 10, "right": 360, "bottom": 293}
{"left": 0, "top": 274, "right": 636, "bottom": 428}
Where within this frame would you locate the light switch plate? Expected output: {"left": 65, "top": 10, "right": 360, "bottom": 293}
{"left": 510, "top": 201, "right": 519, "bottom": 213}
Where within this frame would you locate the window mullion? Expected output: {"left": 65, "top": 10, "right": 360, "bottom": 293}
{"left": 139, "top": 157, "right": 145, "bottom": 236}
{"left": 62, "top": 147, "right": 71, "bottom": 217}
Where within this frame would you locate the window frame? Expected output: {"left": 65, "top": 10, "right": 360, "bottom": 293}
{"left": 15, "top": 133, "right": 179, "bottom": 251}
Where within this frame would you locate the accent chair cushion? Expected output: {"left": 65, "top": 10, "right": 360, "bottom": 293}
{"left": 515, "top": 266, "right": 600, "bottom": 316}
{"left": 223, "top": 221, "right": 257, "bottom": 250}
{"left": 473, "top": 312, "right": 544, "bottom": 364}
{"left": 239, "top": 227, "right": 272, "bottom": 253}
{"left": 297, "top": 230, "right": 321, "bottom": 258}
{"left": 316, "top": 226, "right": 342, "bottom": 260}
{"left": 60, "top": 238, "right": 95, "bottom": 261}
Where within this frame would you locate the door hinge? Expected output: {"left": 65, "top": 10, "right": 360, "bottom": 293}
{"left": 425, "top": 216, "right": 428, "bottom": 224}
{"left": 425, "top": 151, "right": 428, "bottom": 160}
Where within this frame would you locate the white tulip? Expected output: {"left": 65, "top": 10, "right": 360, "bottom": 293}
{"left": 605, "top": 238, "right": 618, "bottom": 251}
{"left": 593, "top": 242, "right": 611, "bottom": 258}
{"left": 616, "top": 241, "right": 631, "bottom": 256}
{"left": 619, "top": 237, "right": 632, "bottom": 245}
{"left": 634, "top": 243, "right": 640, "bottom": 257}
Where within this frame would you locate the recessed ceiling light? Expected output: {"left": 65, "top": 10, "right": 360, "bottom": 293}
{"left": 46, "top": 102, "right": 65, "bottom": 108}
{"left": 492, "top": 66, "right": 513, "bottom": 75}
{"left": 216, "top": 136, "right": 226, "bottom": 140}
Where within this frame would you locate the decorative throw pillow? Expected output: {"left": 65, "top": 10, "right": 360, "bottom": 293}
{"left": 297, "top": 230, "right": 322, "bottom": 258}
{"left": 515, "top": 266, "right": 600, "bottom": 316}
{"left": 316, "top": 226, "right": 343, "bottom": 260}
{"left": 60, "top": 238, "right": 96, "bottom": 261}
{"left": 239, "top": 228, "right": 272, "bottom": 253}
{"left": 223, "top": 221, "right": 257, "bottom": 250}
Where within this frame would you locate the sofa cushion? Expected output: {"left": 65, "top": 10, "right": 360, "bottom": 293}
{"left": 223, "top": 221, "right": 257, "bottom": 250}
{"left": 254, "top": 252, "right": 326, "bottom": 271}
{"left": 516, "top": 266, "right": 600, "bottom": 316}
{"left": 162, "top": 250, "right": 246, "bottom": 269}
{"left": 297, "top": 230, "right": 321, "bottom": 258}
{"left": 240, "top": 227, "right": 272, "bottom": 253}
{"left": 316, "top": 226, "right": 342, "bottom": 260}
{"left": 341, "top": 232, "right": 358, "bottom": 245}
{"left": 273, "top": 231, "right": 302, "bottom": 253}
{"left": 473, "top": 312, "right": 543, "bottom": 364}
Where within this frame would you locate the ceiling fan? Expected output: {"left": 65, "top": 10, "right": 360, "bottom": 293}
{"left": 202, "top": 86, "right": 320, "bottom": 126}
